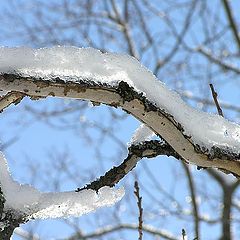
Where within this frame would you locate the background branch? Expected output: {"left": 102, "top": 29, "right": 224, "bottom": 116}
{"left": 134, "top": 181, "right": 143, "bottom": 240}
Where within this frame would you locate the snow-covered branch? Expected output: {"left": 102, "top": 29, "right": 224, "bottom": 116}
{"left": 0, "top": 153, "right": 124, "bottom": 218}
{"left": 0, "top": 46, "right": 239, "bottom": 238}
{"left": 0, "top": 47, "right": 239, "bottom": 175}
{"left": 0, "top": 152, "right": 124, "bottom": 238}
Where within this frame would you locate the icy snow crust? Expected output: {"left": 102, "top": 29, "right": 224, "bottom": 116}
{"left": 0, "top": 153, "right": 124, "bottom": 219}
{"left": 0, "top": 46, "right": 239, "bottom": 153}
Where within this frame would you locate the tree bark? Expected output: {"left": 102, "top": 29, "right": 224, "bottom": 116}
{"left": 0, "top": 74, "right": 239, "bottom": 177}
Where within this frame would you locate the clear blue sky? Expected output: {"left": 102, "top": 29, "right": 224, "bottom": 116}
{"left": 0, "top": 1, "right": 239, "bottom": 239}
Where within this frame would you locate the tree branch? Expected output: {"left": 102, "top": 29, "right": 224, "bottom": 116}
{"left": 207, "top": 169, "right": 240, "bottom": 240}
{"left": 14, "top": 228, "right": 40, "bottom": 240}
{"left": 77, "top": 140, "right": 179, "bottom": 192}
{"left": 197, "top": 47, "right": 240, "bottom": 74}
{"left": 179, "top": 91, "right": 240, "bottom": 113}
{"left": 221, "top": 0, "right": 240, "bottom": 52}
{"left": 134, "top": 181, "right": 143, "bottom": 240}
{"left": 0, "top": 73, "right": 239, "bottom": 177}
{"left": 182, "top": 163, "right": 200, "bottom": 240}
{"left": 209, "top": 83, "right": 224, "bottom": 117}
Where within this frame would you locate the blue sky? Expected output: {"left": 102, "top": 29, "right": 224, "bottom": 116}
{"left": 0, "top": 1, "right": 240, "bottom": 239}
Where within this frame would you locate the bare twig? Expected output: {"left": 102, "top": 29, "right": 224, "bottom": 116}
{"left": 153, "top": 0, "right": 197, "bottom": 73}
{"left": 0, "top": 137, "right": 19, "bottom": 151}
{"left": 221, "top": 0, "right": 240, "bottom": 51}
{"left": 179, "top": 90, "right": 240, "bottom": 113}
{"left": 209, "top": 84, "right": 224, "bottom": 117}
{"left": 134, "top": 181, "right": 143, "bottom": 240}
{"left": 182, "top": 229, "right": 186, "bottom": 240}
{"left": 182, "top": 163, "right": 200, "bottom": 240}
{"left": 109, "top": 0, "right": 139, "bottom": 58}
{"left": 198, "top": 47, "right": 240, "bottom": 74}
{"left": 207, "top": 169, "right": 240, "bottom": 240}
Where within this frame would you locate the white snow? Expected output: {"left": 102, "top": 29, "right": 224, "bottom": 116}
{"left": 0, "top": 152, "right": 124, "bottom": 219}
{"left": 130, "top": 123, "right": 155, "bottom": 145}
{"left": 0, "top": 46, "right": 239, "bottom": 153}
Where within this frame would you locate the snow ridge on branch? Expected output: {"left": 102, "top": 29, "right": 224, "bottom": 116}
{"left": 0, "top": 152, "right": 124, "bottom": 220}
{"left": 0, "top": 46, "right": 240, "bottom": 238}
{"left": 0, "top": 47, "right": 239, "bottom": 176}
{"left": 0, "top": 46, "right": 239, "bottom": 156}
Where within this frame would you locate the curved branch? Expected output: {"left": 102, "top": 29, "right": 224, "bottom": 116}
{"left": 221, "top": 0, "right": 240, "bottom": 52}
{"left": 0, "top": 152, "right": 124, "bottom": 232}
{"left": 0, "top": 47, "right": 239, "bottom": 177}
{"left": 1, "top": 73, "right": 239, "bottom": 176}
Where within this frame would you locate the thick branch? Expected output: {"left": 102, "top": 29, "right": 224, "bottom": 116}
{"left": 0, "top": 73, "right": 239, "bottom": 177}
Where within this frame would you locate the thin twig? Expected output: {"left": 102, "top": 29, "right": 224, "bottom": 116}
{"left": 182, "top": 163, "right": 200, "bottom": 240}
{"left": 198, "top": 47, "right": 240, "bottom": 74}
{"left": 134, "top": 181, "right": 143, "bottom": 240}
{"left": 209, "top": 84, "right": 224, "bottom": 117}
{"left": 221, "top": 0, "right": 240, "bottom": 51}
{"left": 67, "top": 223, "right": 179, "bottom": 240}
{"left": 179, "top": 90, "right": 240, "bottom": 113}
{"left": 182, "top": 229, "right": 186, "bottom": 240}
